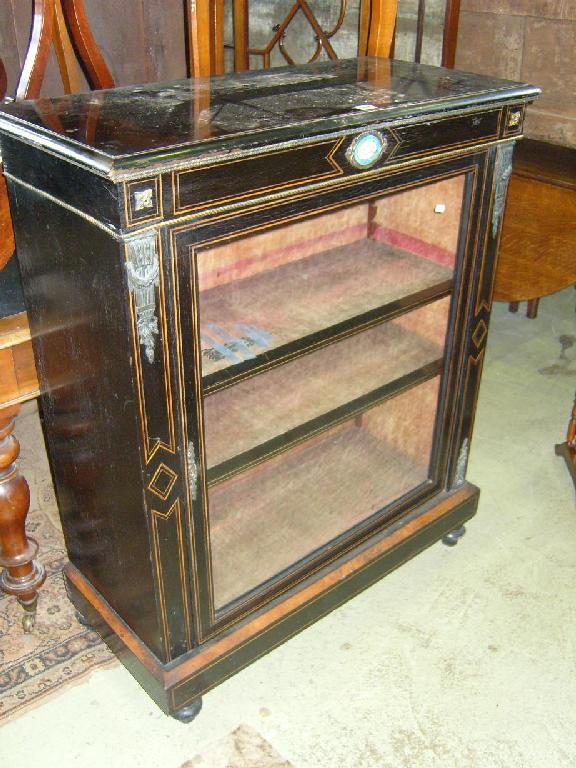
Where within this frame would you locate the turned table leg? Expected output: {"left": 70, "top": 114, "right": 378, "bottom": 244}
{"left": 0, "top": 404, "right": 46, "bottom": 631}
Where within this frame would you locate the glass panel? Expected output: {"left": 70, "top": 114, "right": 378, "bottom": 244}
{"left": 209, "top": 376, "right": 442, "bottom": 609}
{"left": 195, "top": 174, "right": 467, "bottom": 612}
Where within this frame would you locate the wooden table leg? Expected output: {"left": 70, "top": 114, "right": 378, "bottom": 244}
{"left": 526, "top": 298, "right": 540, "bottom": 319}
{"left": 555, "top": 393, "right": 576, "bottom": 490}
{"left": 567, "top": 395, "right": 576, "bottom": 452}
{"left": 0, "top": 404, "right": 46, "bottom": 631}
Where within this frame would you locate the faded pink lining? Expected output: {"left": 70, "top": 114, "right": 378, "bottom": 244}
{"left": 372, "top": 225, "right": 455, "bottom": 267}
{"left": 200, "top": 223, "right": 368, "bottom": 286}
{"left": 199, "top": 222, "right": 455, "bottom": 289}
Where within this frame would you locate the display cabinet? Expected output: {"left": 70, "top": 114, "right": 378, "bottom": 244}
{"left": 0, "top": 58, "right": 538, "bottom": 720}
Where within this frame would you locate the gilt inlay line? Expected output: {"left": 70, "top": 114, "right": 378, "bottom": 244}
{"left": 472, "top": 319, "right": 488, "bottom": 349}
{"left": 148, "top": 463, "right": 178, "bottom": 501}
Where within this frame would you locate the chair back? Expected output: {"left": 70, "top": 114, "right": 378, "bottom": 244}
{"left": 0, "top": 0, "right": 114, "bottom": 269}
{"left": 187, "top": 0, "right": 461, "bottom": 77}
{"left": 14, "top": 0, "right": 114, "bottom": 100}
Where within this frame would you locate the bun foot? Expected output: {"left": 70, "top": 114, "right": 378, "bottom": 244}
{"left": 442, "top": 525, "right": 466, "bottom": 547}
{"left": 173, "top": 698, "right": 203, "bottom": 723}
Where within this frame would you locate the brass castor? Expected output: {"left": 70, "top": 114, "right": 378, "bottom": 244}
{"left": 21, "top": 596, "right": 37, "bottom": 633}
{"left": 16, "top": 591, "right": 41, "bottom": 633}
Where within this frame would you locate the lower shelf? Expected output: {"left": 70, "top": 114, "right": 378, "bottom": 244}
{"left": 209, "top": 376, "right": 441, "bottom": 609}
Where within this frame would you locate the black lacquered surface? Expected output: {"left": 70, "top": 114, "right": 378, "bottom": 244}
{"left": 0, "top": 58, "right": 538, "bottom": 168}
{"left": 0, "top": 254, "right": 25, "bottom": 319}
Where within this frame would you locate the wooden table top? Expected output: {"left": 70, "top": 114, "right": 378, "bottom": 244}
{"left": 514, "top": 139, "right": 576, "bottom": 191}
{"left": 0, "top": 255, "right": 38, "bottom": 407}
{"left": 0, "top": 253, "right": 26, "bottom": 320}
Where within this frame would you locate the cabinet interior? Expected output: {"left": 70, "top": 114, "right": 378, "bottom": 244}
{"left": 195, "top": 173, "right": 466, "bottom": 612}
{"left": 210, "top": 376, "right": 442, "bottom": 609}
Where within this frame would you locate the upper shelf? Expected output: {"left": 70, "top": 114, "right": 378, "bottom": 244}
{"left": 0, "top": 58, "right": 540, "bottom": 176}
{"left": 199, "top": 237, "right": 453, "bottom": 393}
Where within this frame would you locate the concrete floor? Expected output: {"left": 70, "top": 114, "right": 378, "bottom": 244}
{"left": 2, "top": 288, "right": 576, "bottom": 768}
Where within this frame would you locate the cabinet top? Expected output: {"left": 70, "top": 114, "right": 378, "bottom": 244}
{"left": 0, "top": 58, "right": 538, "bottom": 177}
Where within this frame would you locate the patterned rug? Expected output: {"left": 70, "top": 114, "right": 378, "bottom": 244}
{"left": 183, "top": 725, "right": 294, "bottom": 768}
{"left": 0, "top": 402, "right": 116, "bottom": 723}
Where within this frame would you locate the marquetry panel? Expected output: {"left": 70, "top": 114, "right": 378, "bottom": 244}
{"left": 170, "top": 111, "right": 500, "bottom": 220}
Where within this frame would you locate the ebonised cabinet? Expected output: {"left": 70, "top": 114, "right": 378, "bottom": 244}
{"left": 0, "top": 58, "right": 538, "bottom": 721}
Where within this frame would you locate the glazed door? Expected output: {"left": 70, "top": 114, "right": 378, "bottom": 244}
{"left": 175, "top": 155, "right": 484, "bottom": 632}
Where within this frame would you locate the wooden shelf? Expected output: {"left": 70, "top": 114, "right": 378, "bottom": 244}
{"left": 209, "top": 375, "right": 440, "bottom": 610}
{"left": 199, "top": 238, "right": 452, "bottom": 393}
{"left": 204, "top": 297, "right": 449, "bottom": 483}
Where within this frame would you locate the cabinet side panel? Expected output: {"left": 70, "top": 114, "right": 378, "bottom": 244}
{"left": 9, "top": 183, "right": 163, "bottom": 659}
{"left": 2, "top": 136, "right": 121, "bottom": 231}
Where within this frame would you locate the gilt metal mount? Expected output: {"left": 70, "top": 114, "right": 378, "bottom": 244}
{"left": 492, "top": 143, "right": 514, "bottom": 239}
{"left": 126, "top": 234, "right": 161, "bottom": 364}
{"left": 454, "top": 438, "right": 469, "bottom": 487}
{"left": 187, "top": 442, "right": 199, "bottom": 501}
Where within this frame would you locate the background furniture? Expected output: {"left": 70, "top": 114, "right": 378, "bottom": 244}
{"left": 0, "top": 55, "right": 537, "bottom": 717}
{"left": 192, "top": 0, "right": 461, "bottom": 76}
{"left": 1, "top": 0, "right": 461, "bottom": 95}
{"left": 494, "top": 140, "right": 576, "bottom": 319}
{"left": 0, "top": 75, "right": 42, "bottom": 632}
{"left": 556, "top": 395, "right": 576, "bottom": 491}
{"left": 0, "top": 264, "right": 40, "bottom": 632}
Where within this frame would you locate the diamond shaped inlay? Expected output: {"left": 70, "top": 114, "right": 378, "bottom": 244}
{"left": 472, "top": 319, "right": 488, "bottom": 349}
{"left": 148, "top": 463, "right": 177, "bottom": 501}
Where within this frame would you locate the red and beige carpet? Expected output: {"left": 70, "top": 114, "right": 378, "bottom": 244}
{"left": 0, "top": 403, "right": 116, "bottom": 722}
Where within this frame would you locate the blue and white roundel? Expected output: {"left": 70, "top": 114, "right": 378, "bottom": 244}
{"left": 348, "top": 132, "right": 386, "bottom": 168}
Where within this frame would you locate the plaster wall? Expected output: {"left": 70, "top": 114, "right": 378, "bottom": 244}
{"left": 455, "top": 0, "right": 575, "bottom": 147}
